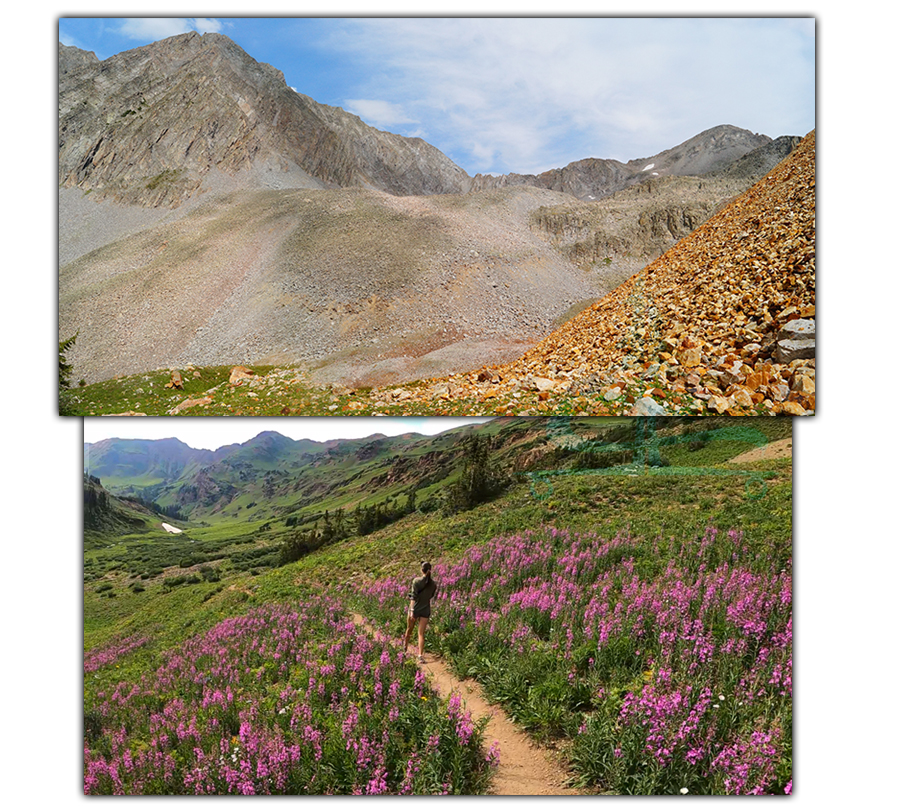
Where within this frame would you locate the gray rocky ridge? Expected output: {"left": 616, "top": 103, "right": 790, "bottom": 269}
{"left": 59, "top": 33, "right": 469, "bottom": 207}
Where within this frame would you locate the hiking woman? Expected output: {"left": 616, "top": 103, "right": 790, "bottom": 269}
{"left": 404, "top": 561, "right": 437, "bottom": 662}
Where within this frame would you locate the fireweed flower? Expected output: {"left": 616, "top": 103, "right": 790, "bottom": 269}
{"left": 350, "top": 525, "right": 790, "bottom": 795}
{"left": 84, "top": 599, "right": 490, "bottom": 795}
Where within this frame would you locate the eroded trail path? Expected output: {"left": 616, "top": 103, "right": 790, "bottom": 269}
{"left": 351, "top": 613, "right": 581, "bottom": 796}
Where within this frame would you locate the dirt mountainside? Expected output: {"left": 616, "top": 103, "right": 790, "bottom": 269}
{"left": 60, "top": 186, "right": 597, "bottom": 386}
{"left": 384, "top": 130, "right": 815, "bottom": 416}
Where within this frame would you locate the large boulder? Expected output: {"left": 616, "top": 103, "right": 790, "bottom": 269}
{"left": 775, "top": 339, "right": 815, "bottom": 363}
{"left": 775, "top": 318, "right": 815, "bottom": 363}
{"left": 229, "top": 366, "right": 255, "bottom": 386}
{"left": 629, "top": 397, "right": 668, "bottom": 416}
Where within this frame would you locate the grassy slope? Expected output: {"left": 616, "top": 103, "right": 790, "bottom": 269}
{"left": 84, "top": 424, "right": 790, "bottom": 652}
{"left": 83, "top": 423, "right": 790, "bottom": 796}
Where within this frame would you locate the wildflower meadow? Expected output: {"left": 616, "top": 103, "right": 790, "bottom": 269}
{"left": 355, "top": 524, "right": 792, "bottom": 795}
{"left": 83, "top": 596, "right": 496, "bottom": 795}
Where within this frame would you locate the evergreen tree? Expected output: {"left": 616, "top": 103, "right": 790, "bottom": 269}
{"left": 59, "top": 333, "right": 77, "bottom": 392}
{"left": 444, "top": 434, "right": 509, "bottom": 513}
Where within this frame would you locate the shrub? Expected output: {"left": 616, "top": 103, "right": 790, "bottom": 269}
{"left": 198, "top": 565, "right": 220, "bottom": 583}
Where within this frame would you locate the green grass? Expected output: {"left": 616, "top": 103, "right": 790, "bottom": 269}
{"left": 84, "top": 446, "right": 790, "bottom": 653}
{"left": 63, "top": 362, "right": 797, "bottom": 417}
{"left": 82, "top": 419, "right": 790, "bottom": 793}
{"left": 145, "top": 168, "right": 182, "bottom": 190}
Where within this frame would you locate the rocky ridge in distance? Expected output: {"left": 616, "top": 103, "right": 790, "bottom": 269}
{"left": 470, "top": 125, "right": 773, "bottom": 200}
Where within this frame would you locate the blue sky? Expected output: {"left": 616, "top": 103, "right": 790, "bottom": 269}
{"left": 58, "top": 16, "right": 815, "bottom": 176}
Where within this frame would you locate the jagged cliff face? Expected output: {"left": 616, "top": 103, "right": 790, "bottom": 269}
{"left": 712, "top": 135, "right": 802, "bottom": 181}
{"left": 58, "top": 33, "right": 470, "bottom": 207}
{"left": 526, "top": 134, "right": 803, "bottom": 291}
{"left": 470, "top": 125, "right": 772, "bottom": 200}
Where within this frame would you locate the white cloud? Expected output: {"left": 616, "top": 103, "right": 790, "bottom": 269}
{"left": 118, "top": 19, "right": 195, "bottom": 40}
{"left": 344, "top": 99, "right": 417, "bottom": 129}
{"left": 324, "top": 18, "right": 815, "bottom": 176}
{"left": 118, "top": 18, "right": 222, "bottom": 41}
{"left": 191, "top": 18, "right": 223, "bottom": 35}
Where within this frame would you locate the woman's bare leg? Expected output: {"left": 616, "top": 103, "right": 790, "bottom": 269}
{"left": 404, "top": 612, "right": 416, "bottom": 651}
{"left": 417, "top": 617, "right": 429, "bottom": 657}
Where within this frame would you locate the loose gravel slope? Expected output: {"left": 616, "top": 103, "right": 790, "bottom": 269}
{"left": 381, "top": 130, "right": 816, "bottom": 416}
{"left": 60, "top": 186, "right": 597, "bottom": 385}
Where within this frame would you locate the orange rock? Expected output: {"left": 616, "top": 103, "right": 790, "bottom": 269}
{"left": 744, "top": 371, "right": 767, "bottom": 391}
{"left": 678, "top": 347, "right": 702, "bottom": 367}
{"left": 791, "top": 374, "right": 815, "bottom": 395}
{"left": 229, "top": 366, "right": 255, "bottom": 385}
{"left": 708, "top": 395, "right": 731, "bottom": 413}
{"left": 168, "top": 396, "right": 212, "bottom": 414}
{"left": 731, "top": 388, "right": 754, "bottom": 408}
{"left": 781, "top": 401, "right": 808, "bottom": 415}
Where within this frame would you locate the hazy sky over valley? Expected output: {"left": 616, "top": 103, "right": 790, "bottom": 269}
{"left": 58, "top": 15, "right": 815, "bottom": 176}
{"left": 83, "top": 417, "right": 495, "bottom": 452}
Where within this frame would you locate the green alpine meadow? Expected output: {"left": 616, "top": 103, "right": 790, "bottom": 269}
{"left": 83, "top": 416, "right": 791, "bottom": 795}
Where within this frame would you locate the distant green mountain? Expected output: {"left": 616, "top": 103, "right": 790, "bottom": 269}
{"left": 85, "top": 417, "right": 790, "bottom": 527}
{"left": 83, "top": 436, "right": 241, "bottom": 491}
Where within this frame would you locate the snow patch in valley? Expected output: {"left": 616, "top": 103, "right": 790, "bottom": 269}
{"left": 162, "top": 523, "right": 183, "bottom": 534}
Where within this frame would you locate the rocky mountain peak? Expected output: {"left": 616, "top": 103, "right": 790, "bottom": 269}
{"left": 60, "top": 33, "right": 784, "bottom": 211}
{"left": 58, "top": 33, "right": 470, "bottom": 207}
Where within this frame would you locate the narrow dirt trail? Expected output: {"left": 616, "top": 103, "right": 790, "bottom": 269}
{"left": 351, "top": 613, "right": 582, "bottom": 796}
